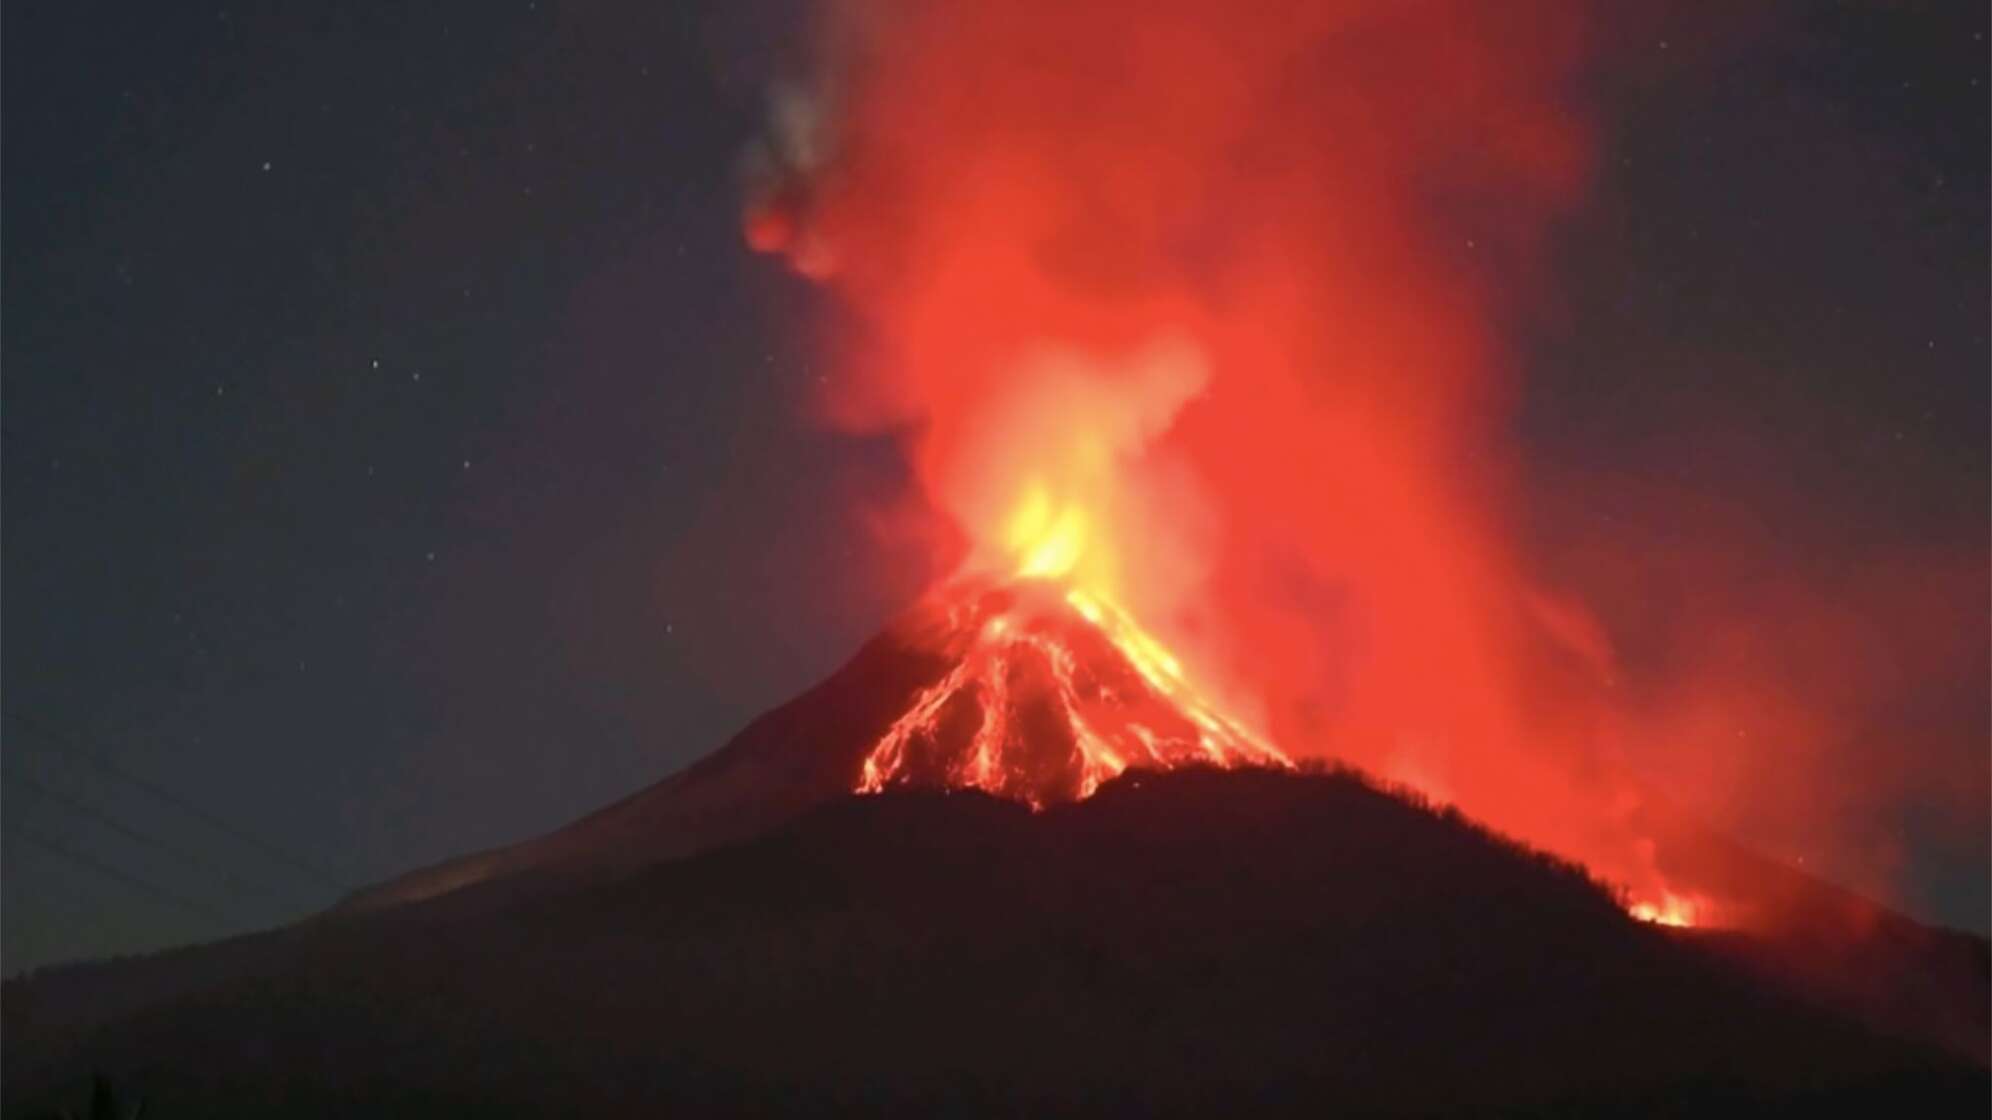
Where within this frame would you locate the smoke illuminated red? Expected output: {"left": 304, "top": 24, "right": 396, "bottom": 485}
{"left": 739, "top": 0, "right": 1972, "bottom": 932}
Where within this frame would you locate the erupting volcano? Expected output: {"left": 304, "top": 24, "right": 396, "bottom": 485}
{"left": 730, "top": 0, "right": 1892, "bottom": 940}
{"left": 4, "top": 0, "right": 1985, "bottom": 1114}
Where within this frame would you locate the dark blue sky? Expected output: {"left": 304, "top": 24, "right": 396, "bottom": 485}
{"left": 4, "top": 1, "right": 1985, "bottom": 973}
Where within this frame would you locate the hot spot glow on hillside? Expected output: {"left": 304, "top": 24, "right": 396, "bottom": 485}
{"left": 1630, "top": 891, "right": 1703, "bottom": 929}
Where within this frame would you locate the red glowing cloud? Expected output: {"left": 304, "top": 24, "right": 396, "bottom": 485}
{"left": 742, "top": 0, "right": 1983, "bottom": 930}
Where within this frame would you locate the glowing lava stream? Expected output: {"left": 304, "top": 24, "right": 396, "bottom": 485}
{"left": 855, "top": 484, "right": 1288, "bottom": 805}
{"left": 856, "top": 578, "right": 1291, "bottom": 808}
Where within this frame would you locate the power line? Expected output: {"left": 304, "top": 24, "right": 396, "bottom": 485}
{"left": 4, "top": 712, "right": 353, "bottom": 893}
{"left": 9, "top": 863, "right": 111, "bottom": 928}
{"left": 7, "top": 824, "right": 235, "bottom": 927}
{"left": 7, "top": 768, "right": 312, "bottom": 906}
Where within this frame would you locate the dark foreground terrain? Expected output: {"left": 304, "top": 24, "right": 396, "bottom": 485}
{"left": 6, "top": 768, "right": 1987, "bottom": 1117}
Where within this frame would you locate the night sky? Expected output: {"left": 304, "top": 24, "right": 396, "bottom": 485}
{"left": 4, "top": 1, "right": 1986, "bottom": 973}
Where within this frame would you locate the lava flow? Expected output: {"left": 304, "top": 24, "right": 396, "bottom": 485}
{"left": 857, "top": 578, "right": 1290, "bottom": 808}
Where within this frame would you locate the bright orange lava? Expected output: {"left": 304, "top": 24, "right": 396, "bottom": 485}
{"left": 858, "top": 486, "right": 1287, "bottom": 805}
{"left": 1629, "top": 892, "right": 1702, "bottom": 929}
{"left": 856, "top": 577, "right": 1290, "bottom": 808}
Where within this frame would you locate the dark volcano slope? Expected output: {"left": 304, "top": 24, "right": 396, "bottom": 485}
{"left": 7, "top": 768, "right": 1986, "bottom": 1118}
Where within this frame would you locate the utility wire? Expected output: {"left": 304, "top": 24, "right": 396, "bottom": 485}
{"left": 9, "top": 863, "right": 111, "bottom": 928}
{"left": 7, "top": 824, "right": 235, "bottom": 927}
{"left": 7, "top": 768, "right": 310, "bottom": 906}
{"left": 4, "top": 712, "right": 353, "bottom": 893}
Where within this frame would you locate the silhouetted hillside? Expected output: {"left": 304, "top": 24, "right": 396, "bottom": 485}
{"left": 6, "top": 768, "right": 1985, "bottom": 1116}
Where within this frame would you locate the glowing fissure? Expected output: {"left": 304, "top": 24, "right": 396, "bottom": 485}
{"left": 857, "top": 579, "right": 1289, "bottom": 809}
